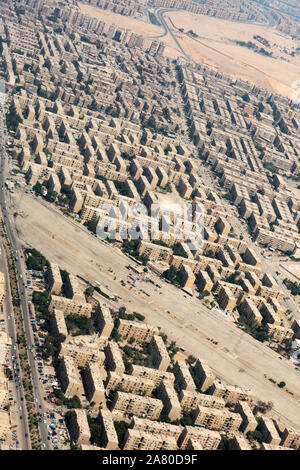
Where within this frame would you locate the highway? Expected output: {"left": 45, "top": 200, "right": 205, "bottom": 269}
{"left": 0, "top": 109, "right": 31, "bottom": 450}
{"left": 0, "top": 238, "right": 30, "bottom": 450}
{"left": 0, "top": 109, "right": 51, "bottom": 450}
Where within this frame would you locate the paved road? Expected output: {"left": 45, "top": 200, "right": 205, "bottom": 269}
{"left": 156, "top": 8, "right": 191, "bottom": 60}
{"left": 0, "top": 111, "right": 51, "bottom": 450}
{"left": 0, "top": 239, "right": 30, "bottom": 450}
{"left": 145, "top": 8, "right": 191, "bottom": 60}
{"left": 0, "top": 111, "right": 31, "bottom": 450}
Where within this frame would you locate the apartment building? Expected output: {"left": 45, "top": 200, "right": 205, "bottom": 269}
{"left": 105, "top": 371, "right": 154, "bottom": 396}
{"left": 235, "top": 401, "right": 257, "bottom": 434}
{"left": 178, "top": 426, "right": 221, "bottom": 450}
{"left": 267, "top": 323, "right": 293, "bottom": 343}
{"left": 123, "top": 428, "right": 177, "bottom": 450}
{"left": 228, "top": 434, "right": 252, "bottom": 450}
{"left": 0, "top": 332, "right": 11, "bottom": 365}
{"left": 117, "top": 319, "right": 159, "bottom": 343}
{"left": 239, "top": 298, "right": 263, "bottom": 325}
{"left": 193, "top": 359, "right": 215, "bottom": 392}
{"left": 97, "top": 409, "right": 119, "bottom": 450}
{"left": 130, "top": 416, "right": 183, "bottom": 441}
{"left": 65, "top": 274, "right": 84, "bottom": 301}
{"left": 138, "top": 240, "right": 173, "bottom": 263}
{"left": 0, "top": 411, "right": 10, "bottom": 439}
{"left": 110, "top": 391, "right": 163, "bottom": 420}
{"left": 50, "top": 309, "right": 68, "bottom": 338}
{"left": 193, "top": 406, "right": 242, "bottom": 432}
{"left": 0, "top": 367, "right": 9, "bottom": 410}
{"left": 218, "top": 285, "right": 237, "bottom": 311}
{"left": 58, "top": 355, "right": 82, "bottom": 398}
{"left": 60, "top": 336, "right": 106, "bottom": 367}
{"left": 173, "top": 361, "right": 196, "bottom": 392}
{"left": 49, "top": 295, "right": 93, "bottom": 317}
{"left": 83, "top": 363, "right": 105, "bottom": 405}
{"left": 209, "top": 380, "right": 255, "bottom": 404}
{"left": 0, "top": 273, "right": 5, "bottom": 306}
{"left": 68, "top": 410, "right": 91, "bottom": 446}
{"left": 104, "top": 341, "right": 125, "bottom": 374}
{"left": 258, "top": 417, "right": 281, "bottom": 445}
{"left": 148, "top": 335, "right": 171, "bottom": 371}
{"left": 129, "top": 364, "right": 175, "bottom": 387}
{"left": 46, "top": 262, "right": 62, "bottom": 295}
{"left": 156, "top": 380, "right": 181, "bottom": 421}
{"left": 95, "top": 302, "right": 114, "bottom": 338}
{"left": 260, "top": 442, "right": 293, "bottom": 450}
{"left": 179, "top": 390, "right": 225, "bottom": 413}
{"left": 196, "top": 270, "right": 214, "bottom": 293}
{"left": 280, "top": 427, "right": 300, "bottom": 450}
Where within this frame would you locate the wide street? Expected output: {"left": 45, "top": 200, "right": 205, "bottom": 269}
{"left": 0, "top": 110, "right": 51, "bottom": 449}
{"left": 0, "top": 238, "right": 30, "bottom": 450}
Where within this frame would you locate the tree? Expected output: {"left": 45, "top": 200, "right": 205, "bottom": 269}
{"left": 186, "top": 355, "right": 196, "bottom": 366}
{"left": 45, "top": 190, "right": 57, "bottom": 203}
{"left": 218, "top": 435, "right": 233, "bottom": 450}
{"left": 66, "top": 395, "right": 81, "bottom": 409}
{"left": 25, "top": 248, "right": 49, "bottom": 271}
{"left": 87, "top": 414, "right": 102, "bottom": 446}
{"left": 85, "top": 286, "right": 95, "bottom": 297}
{"left": 85, "top": 219, "right": 98, "bottom": 234}
{"left": 247, "top": 430, "right": 263, "bottom": 443}
{"left": 278, "top": 381, "right": 286, "bottom": 388}
{"left": 253, "top": 401, "right": 273, "bottom": 415}
{"left": 114, "top": 421, "right": 130, "bottom": 447}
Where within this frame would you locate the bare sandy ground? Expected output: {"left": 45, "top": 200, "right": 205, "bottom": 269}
{"left": 10, "top": 189, "right": 300, "bottom": 428}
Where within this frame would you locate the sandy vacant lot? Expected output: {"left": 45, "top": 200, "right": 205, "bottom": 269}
{"left": 10, "top": 189, "right": 300, "bottom": 428}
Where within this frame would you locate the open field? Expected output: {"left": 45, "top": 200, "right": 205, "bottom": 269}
{"left": 166, "top": 11, "right": 300, "bottom": 97}
{"left": 9, "top": 188, "right": 300, "bottom": 428}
